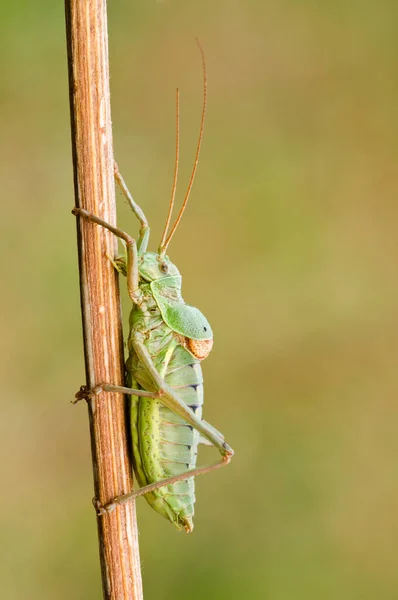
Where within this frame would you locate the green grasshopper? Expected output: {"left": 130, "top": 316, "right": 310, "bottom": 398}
{"left": 73, "top": 42, "right": 233, "bottom": 533}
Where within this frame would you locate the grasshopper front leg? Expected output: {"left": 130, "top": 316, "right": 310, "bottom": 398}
{"left": 72, "top": 207, "right": 142, "bottom": 304}
{"left": 113, "top": 162, "right": 150, "bottom": 253}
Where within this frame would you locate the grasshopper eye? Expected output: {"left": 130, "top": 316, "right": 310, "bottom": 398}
{"left": 159, "top": 262, "right": 169, "bottom": 274}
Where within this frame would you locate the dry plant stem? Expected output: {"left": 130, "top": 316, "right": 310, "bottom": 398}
{"left": 64, "top": 1, "right": 143, "bottom": 598}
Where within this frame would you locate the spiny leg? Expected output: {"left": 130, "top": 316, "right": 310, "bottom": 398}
{"left": 100, "top": 458, "right": 230, "bottom": 514}
{"left": 72, "top": 207, "right": 142, "bottom": 304}
{"left": 95, "top": 336, "right": 233, "bottom": 514}
{"left": 114, "top": 162, "right": 150, "bottom": 253}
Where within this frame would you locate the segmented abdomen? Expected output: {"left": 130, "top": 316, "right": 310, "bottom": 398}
{"left": 129, "top": 339, "right": 203, "bottom": 532}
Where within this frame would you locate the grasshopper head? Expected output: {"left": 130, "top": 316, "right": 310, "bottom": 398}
{"left": 139, "top": 251, "right": 180, "bottom": 282}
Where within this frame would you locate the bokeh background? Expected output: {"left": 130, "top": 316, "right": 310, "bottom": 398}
{"left": 2, "top": 1, "right": 398, "bottom": 598}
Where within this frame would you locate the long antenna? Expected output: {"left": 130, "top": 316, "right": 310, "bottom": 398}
{"left": 159, "top": 38, "right": 207, "bottom": 257}
{"left": 158, "top": 88, "right": 180, "bottom": 253}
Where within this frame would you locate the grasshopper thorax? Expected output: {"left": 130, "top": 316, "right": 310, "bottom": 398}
{"left": 138, "top": 253, "right": 213, "bottom": 361}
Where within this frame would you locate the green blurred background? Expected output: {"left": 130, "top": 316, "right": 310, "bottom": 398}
{"left": 2, "top": 1, "right": 398, "bottom": 598}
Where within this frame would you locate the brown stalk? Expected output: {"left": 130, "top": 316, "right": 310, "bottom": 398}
{"left": 64, "top": 1, "right": 143, "bottom": 598}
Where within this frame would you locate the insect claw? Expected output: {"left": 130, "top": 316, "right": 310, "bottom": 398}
{"left": 92, "top": 497, "right": 106, "bottom": 516}
{"left": 92, "top": 497, "right": 117, "bottom": 516}
{"left": 72, "top": 384, "right": 104, "bottom": 404}
{"left": 72, "top": 385, "right": 91, "bottom": 404}
{"left": 72, "top": 207, "right": 94, "bottom": 221}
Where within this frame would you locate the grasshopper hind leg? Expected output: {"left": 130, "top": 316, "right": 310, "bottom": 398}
{"left": 94, "top": 336, "right": 233, "bottom": 518}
